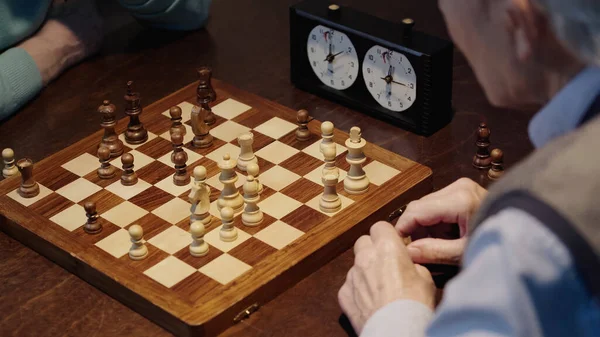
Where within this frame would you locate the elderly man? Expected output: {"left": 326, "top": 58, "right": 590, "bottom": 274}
{"left": 338, "top": 0, "right": 600, "bottom": 336}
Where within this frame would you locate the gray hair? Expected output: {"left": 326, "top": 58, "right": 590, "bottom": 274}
{"left": 535, "top": 0, "right": 600, "bottom": 65}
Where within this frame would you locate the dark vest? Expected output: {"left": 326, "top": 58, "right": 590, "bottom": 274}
{"left": 470, "top": 110, "right": 600, "bottom": 301}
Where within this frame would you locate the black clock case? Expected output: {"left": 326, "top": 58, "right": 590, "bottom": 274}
{"left": 290, "top": 0, "right": 454, "bottom": 136}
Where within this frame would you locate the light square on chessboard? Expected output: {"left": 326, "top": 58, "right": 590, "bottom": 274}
{"left": 72, "top": 218, "right": 120, "bottom": 245}
{"left": 147, "top": 226, "right": 191, "bottom": 254}
{"left": 83, "top": 167, "right": 122, "bottom": 188}
{"left": 105, "top": 179, "right": 152, "bottom": 201}
{"left": 155, "top": 175, "right": 192, "bottom": 197}
{"left": 233, "top": 156, "right": 275, "bottom": 177}
{"left": 281, "top": 205, "right": 329, "bottom": 232}
{"left": 278, "top": 129, "right": 321, "bottom": 151}
{"left": 230, "top": 131, "right": 274, "bottom": 153}
{"left": 49, "top": 203, "right": 87, "bottom": 231}
{"left": 338, "top": 181, "right": 378, "bottom": 202}
{"left": 7, "top": 184, "right": 53, "bottom": 207}
{"left": 210, "top": 121, "right": 251, "bottom": 143}
{"left": 36, "top": 166, "right": 79, "bottom": 191}
{"left": 136, "top": 161, "right": 174, "bottom": 185}
{"left": 135, "top": 137, "right": 173, "bottom": 159}
{"left": 119, "top": 243, "right": 170, "bottom": 273}
{"left": 279, "top": 178, "right": 322, "bottom": 203}
{"left": 160, "top": 124, "right": 194, "bottom": 146}
{"left": 206, "top": 170, "right": 245, "bottom": 190}
{"left": 143, "top": 255, "right": 197, "bottom": 288}
{"left": 231, "top": 211, "right": 277, "bottom": 235}
{"left": 78, "top": 189, "right": 125, "bottom": 214}
{"left": 173, "top": 242, "right": 224, "bottom": 270}
{"left": 198, "top": 254, "right": 252, "bottom": 285}
{"left": 95, "top": 228, "right": 131, "bottom": 258}
{"left": 253, "top": 117, "right": 298, "bottom": 140}
{"left": 55, "top": 178, "right": 102, "bottom": 203}
{"left": 304, "top": 165, "right": 347, "bottom": 186}
{"left": 204, "top": 142, "right": 240, "bottom": 163}
{"left": 302, "top": 139, "right": 347, "bottom": 160}
{"left": 61, "top": 153, "right": 100, "bottom": 177}
{"left": 184, "top": 138, "right": 227, "bottom": 157}
{"left": 161, "top": 101, "right": 195, "bottom": 122}
{"left": 212, "top": 98, "right": 252, "bottom": 120}
{"left": 255, "top": 141, "right": 300, "bottom": 165}
{"left": 170, "top": 270, "right": 222, "bottom": 304}
{"left": 156, "top": 148, "right": 203, "bottom": 170}
{"left": 151, "top": 198, "right": 190, "bottom": 225}
{"left": 110, "top": 150, "right": 155, "bottom": 171}
{"left": 29, "top": 193, "right": 73, "bottom": 218}
{"left": 124, "top": 213, "right": 172, "bottom": 240}
{"left": 257, "top": 192, "right": 302, "bottom": 219}
{"left": 279, "top": 152, "right": 323, "bottom": 176}
{"left": 305, "top": 194, "right": 354, "bottom": 217}
{"left": 363, "top": 161, "right": 401, "bottom": 186}
{"left": 259, "top": 165, "right": 301, "bottom": 191}
{"left": 129, "top": 186, "right": 176, "bottom": 212}
{"left": 253, "top": 220, "right": 305, "bottom": 250}
{"left": 117, "top": 132, "right": 158, "bottom": 150}
{"left": 101, "top": 201, "right": 148, "bottom": 228}
{"left": 203, "top": 225, "right": 251, "bottom": 253}
{"left": 228, "top": 237, "right": 278, "bottom": 266}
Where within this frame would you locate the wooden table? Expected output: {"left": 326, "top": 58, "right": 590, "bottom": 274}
{"left": 0, "top": 0, "right": 535, "bottom": 336}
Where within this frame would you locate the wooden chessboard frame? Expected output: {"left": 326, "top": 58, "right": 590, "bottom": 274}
{"left": 0, "top": 79, "right": 432, "bottom": 336}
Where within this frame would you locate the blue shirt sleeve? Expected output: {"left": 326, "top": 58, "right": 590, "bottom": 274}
{"left": 118, "top": 0, "right": 212, "bottom": 31}
{"left": 361, "top": 208, "right": 600, "bottom": 337}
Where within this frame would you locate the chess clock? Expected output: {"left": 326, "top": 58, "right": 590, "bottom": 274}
{"left": 290, "top": 0, "right": 454, "bottom": 135}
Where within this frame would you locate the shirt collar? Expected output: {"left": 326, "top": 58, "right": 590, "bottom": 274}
{"left": 529, "top": 67, "right": 600, "bottom": 148}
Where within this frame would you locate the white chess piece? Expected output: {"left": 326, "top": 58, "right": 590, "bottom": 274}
{"left": 242, "top": 175, "right": 263, "bottom": 227}
{"left": 128, "top": 224, "right": 148, "bottom": 260}
{"left": 189, "top": 166, "right": 212, "bottom": 226}
{"left": 217, "top": 154, "right": 244, "bottom": 213}
{"left": 344, "top": 127, "right": 369, "bottom": 194}
{"left": 237, "top": 132, "right": 258, "bottom": 171}
{"left": 246, "top": 162, "right": 263, "bottom": 195}
{"left": 320, "top": 173, "right": 341, "bottom": 213}
{"left": 189, "top": 221, "right": 209, "bottom": 257}
{"left": 319, "top": 121, "right": 336, "bottom": 156}
{"left": 321, "top": 146, "right": 339, "bottom": 177}
{"left": 2, "top": 148, "right": 19, "bottom": 178}
{"left": 219, "top": 206, "right": 238, "bottom": 242}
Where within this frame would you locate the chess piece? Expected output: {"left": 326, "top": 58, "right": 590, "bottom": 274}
{"left": 242, "top": 175, "right": 263, "bottom": 227}
{"left": 120, "top": 153, "right": 138, "bottom": 186}
{"left": 171, "top": 132, "right": 185, "bottom": 163}
{"left": 217, "top": 154, "right": 244, "bottom": 213}
{"left": 190, "top": 221, "right": 209, "bottom": 257}
{"left": 473, "top": 122, "right": 492, "bottom": 169}
{"left": 196, "top": 67, "right": 217, "bottom": 125}
{"left": 246, "top": 162, "right": 263, "bottom": 195}
{"left": 16, "top": 158, "right": 39, "bottom": 198}
{"left": 189, "top": 166, "right": 212, "bottom": 226}
{"left": 320, "top": 173, "right": 341, "bottom": 213}
{"left": 320, "top": 121, "right": 336, "bottom": 156}
{"left": 2, "top": 148, "right": 19, "bottom": 178}
{"left": 322, "top": 146, "right": 339, "bottom": 177}
{"left": 488, "top": 148, "right": 505, "bottom": 180}
{"left": 296, "top": 109, "right": 311, "bottom": 141}
{"left": 219, "top": 206, "right": 238, "bottom": 242}
{"left": 237, "top": 132, "right": 258, "bottom": 171}
{"left": 191, "top": 105, "right": 214, "bottom": 148}
{"left": 97, "top": 146, "right": 116, "bottom": 179}
{"left": 169, "top": 106, "right": 186, "bottom": 137}
{"left": 344, "top": 127, "right": 370, "bottom": 194}
{"left": 98, "top": 100, "right": 124, "bottom": 158}
{"left": 83, "top": 201, "right": 102, "bottom": 234}
{"left": 172, "top": 150, "right": 190, "bottom": 186}
{"left": 124, "top": 81, "right": 148, "bottom": 145}
{"left": 128, "top": 224, "right": 148, "bottom": 260}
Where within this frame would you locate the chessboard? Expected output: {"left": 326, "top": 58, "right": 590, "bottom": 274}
{"left": 0, "top": 78, "right": 432, "bottom": 336}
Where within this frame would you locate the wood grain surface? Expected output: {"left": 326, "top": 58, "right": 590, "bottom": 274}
{"left": 0, "top": 0, "right": 536, "bottom": 336}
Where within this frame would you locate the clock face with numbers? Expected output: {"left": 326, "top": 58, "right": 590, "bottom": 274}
{"left": 306, "top": 25, "right": 359, "bottom": 90}
{"left": 362, "top": 45, "right": 417, "bottom": 112}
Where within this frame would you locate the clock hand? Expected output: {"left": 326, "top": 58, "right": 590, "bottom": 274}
{"left": 380, "top": 77, "right": 407, "bottom": 87}
{"left": 324, "top": 51, "right": 344, "bottom": 62}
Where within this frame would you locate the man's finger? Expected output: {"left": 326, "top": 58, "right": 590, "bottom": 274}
{"left": 353, "top": 235, "right": 373, "bottom": 255}
{"left": 370, "top": 221, "right": 403, "bottom": 245}
{"left": 406, "top": 237, "right": 466, "bottom": 265}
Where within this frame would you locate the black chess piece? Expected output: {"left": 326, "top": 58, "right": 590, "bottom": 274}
{"left": 472, "top": 122, "right": 492, "bottom": 169}
{"left": 98, "top": 100, "right": 124, "bottom": 158}
{"left": 488, "top": 148, "right": 505, "bottom": 180}
{"left": 124, "top": 81, "right": 148, "bottom": 145}
{"left": 84, "top": 201, "right": 102, "bottom": 234}
{"left": 197, "top": 67, "right": 217, "bottom": 125}
{"left": 296, "top": 109, "right": 311, "bottom": 141}
{"left": 121, "top": 153, "right": 138, "bottom": 186}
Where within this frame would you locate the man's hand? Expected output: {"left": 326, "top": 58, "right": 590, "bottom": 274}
{"left": 338, "top": 222, "right": 436, "bottom": 335}
{"left": 396, "top": 178, "right": 487, "bottom": 265}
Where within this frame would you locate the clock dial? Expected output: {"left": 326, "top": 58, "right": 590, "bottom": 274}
{"left": 307, "top": 25, "right": 359, "bottom": 90}
{"left": 362, "top": 46, "right": 417, "bottom": 112}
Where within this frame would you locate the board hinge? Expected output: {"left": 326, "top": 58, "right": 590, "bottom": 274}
{"left": 234, "top": 303, "right": 260, "bottom": 323}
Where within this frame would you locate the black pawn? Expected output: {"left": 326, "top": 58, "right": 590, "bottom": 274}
{"left": 121, "top": 153, "right": 138, "bottom": 186}
{"left": 84, "top": 201, "right": 102, "bottom": 234}
{"left": 472, "top": 123, "right": 492, "bottom": 169}
{"left": 296, "top": 109, "right": 311, "bottom": 141}
{"left": 488, "top": 149, "right": 505, "bottom": 180}
{"left": 172, "top": 151, "right": 189, "bottom": 186}
{"left": 97, "top": 146, "right": 116, "bottom": 179}
{"left": 171, "top": 132, "right": 185, "bottom": 164}
{"left": 169, "top": 106, "right": 186, "bottom": 137}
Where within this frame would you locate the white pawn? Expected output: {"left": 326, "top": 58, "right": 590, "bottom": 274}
{"left": 344, "top": 127, "right": 370, "bottom": 194}
{"left": 322, "top": 146, "right": 339, "bottom": 177}
{"left": 247, "top": 162, "right": 263, "bottom": 195}
{"left": 2, "top": 148, "right": 19, "bottom": 178}
{"left": 128, "top": 224, "right": 148, "bottom": 260}
{"left": 189, "top": 166, "right": 212, "bottom": 226}
{"left": 219, "top": 206, "right": 238, "bottom": 242}
{"left": 242, "top": 175, "right": 263, "bottom": 227}
{"left": 189, "top": 221, "right": 209, "bottom": 257}
{"left": 237, "top": 132, "right": 258, "bottom": 171}
{"left": 319, "top": 121, "right": 336, "bottom": 156}
{"left": 320, "top": 174, "right": 341, "bottom": 213}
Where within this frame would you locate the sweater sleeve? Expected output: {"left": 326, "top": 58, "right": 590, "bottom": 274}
{"left": 0, "top": 48, "right": 43, "bottom": 121}
{"left": 117, "top": 0, "right": 212, "bottom": 31}
{"left": 0, "top": 0, "right": 52, "bottom": 50}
